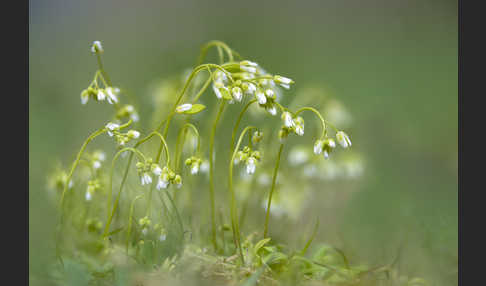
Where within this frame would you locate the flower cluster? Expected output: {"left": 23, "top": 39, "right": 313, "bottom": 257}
{"left": 313, "top": 131, "right": 351, "bottom": 159}
{"left": 80, "top": 86, "right": 120, "bottom": 105}
{"left": 85, "top": 179, "right": 101, "bottom": 201}
{"left": 139, "top": 216, "right": 151, "bottom": 236}
{"left": 185, "top": 156, "right": 203, "bottom": 175}
{"left": 115, "top": 104, "right": 139, "bottom": 122}
{"left": 235, "top": 146, "right": 261, "bottom": 175}
{"left": 136, "top": 159, "right": 162, "bottom": 186}
{"left": 278, "top": 112, "right": 305, "bottom": 141}
{"left": 156, "top": 166, "right": 182, "bottom": 190}
{"left": 105, "top": 122, "right": 140, "bottom": 146}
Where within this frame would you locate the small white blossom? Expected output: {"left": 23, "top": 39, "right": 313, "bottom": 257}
{"left": 156, "top": 174, "right": 169, "bottom": 190}
{"left": 97, "top": 90, "right": 106, "bottom": 101}
{"left": 152, "top": 164, "right": 162, "bottom": 176}
{"left": 91, "top": 41, "right": 103, "bottom": 54}
{"left": 176, "top": 103, "right": 193, "bottom": 113}
{"left": 85, "top": 191, "right": 92, "bottom": 201}
{"left": 294, "top": 117, "right": 304, "bottom": 136}
{"left": 314, "top": 140, "right": 323, "bottom": 155}
{"left": 93, "top": 161, "right": 102, "bottom": 169}
{"left": 232, "top": 87, "right": 243, "bottom": 102}
{"left": 141, "top": 173, "right": 152, "bottom": 185}
{"left": 274, "top": 75, "right": 293, "bottom": 89}
{"left": 81, "top": 91, "right": 89, "bottom": 105}
{"left": 267, "top": 105, "right": 277, "bottom": 116}
{"left": 106, "top": 87, "right": 119, "bottom": 104}
{"left": 256, "top": 90, "right": 267, "bottom": 105}
{"left": 191, "top": 163, "right": 199, "bottom": 175}
{"left": 105, "top": 122, "right": 120, "bottom": 137}
{"left": 282, "top": 112, "right": 295, "bottom": 128}
{"left": 336, "top": 131, "right": 352, "bottom": 148}
{"left": 323, "top": 150, "right": 330, "bottom": 159}
{"left": 246, "top": 157, "right": 256, "bottom": 174}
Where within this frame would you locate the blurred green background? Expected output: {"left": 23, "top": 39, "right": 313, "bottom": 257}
{"left": 29, "top": 0, "right": 457, "bottom": 284}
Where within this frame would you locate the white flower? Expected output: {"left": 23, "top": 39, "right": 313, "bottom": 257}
{"left": 85, "top": 191, "right": 92, "bottom": 201}
{"left": 282, "top": 112, "right": 295, "bottom": 128}
{"left": 274, "top": 75, "right": 293, "bottom": 89}
{"left": 336, "top": 131, "right": 352, "bottom": 148}
{"left": 81, "top": 91, "right": 89, "bottom": 105}
{"left": 152, "top": 164, "right": 162, "bottom": 176}
{"left": 246, "top": 157, "right": 256, "bottom": 174}
{"left": 265, "top": 89, "right": 275, "bottom": 99}
{"left": 127, "top": 130, "right": 140, "bottom": 139}
{"left": 105, "top": 87, "right": 119, "bottom": 104}
{"left": 200, "top": 160, "right": 209, "bottom": 173}
{"left": 314, "top": 140, "right": 323, "bottom": 155}
{"left": 232, "top": 87, "right": 243, "bottom": 102}
{"left": 240, "top": 60, "right": 258, "bottom": 73}
{"left": 91, "top": 41, "right": 103, "bottom": 54}
{"left": 246, "top": 83, "right": 257, "bottom": 95}
{"left": 105, "top": 122, "right": 120, "bottom": 137}
{"left": 267, "top": 105, "right": 277, "bottom": 116}
{"left": 328, "top": 138, "right": 336, "bottom": 148}
{"left": 176, "top": 103, "right": 193, "bottom": 113}
{"left": 256, "top": 90, "right": 267, "bottom": 105}
{"left": 93, "top": 161, "right": 102, "bottom": 169}
{"left": 294, "top": 117, "right": 304, "bottom": 136}
{"left": 140, "top": 172, "right": 152, "bottom": 185}
{"left": 212, "top": 82, "right": 225, "bottom": 99}
{"left": 156, "top": 174, "right": 169, "bottom": 190}
{"left": 130, "top": 112, "right": 139, "bottom": 122}
{"left": 191, "top": 163, "right": 199, "bottom": 175}
{"left": 97, "top": 90, "right": 106, "bottom": 101}
{"left": 323, "top": 150, "right": 330, "bottom": 159}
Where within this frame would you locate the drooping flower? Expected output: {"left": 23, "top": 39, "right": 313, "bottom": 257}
{"left": 336, "top": 131, "right": 352, "bottom": 148}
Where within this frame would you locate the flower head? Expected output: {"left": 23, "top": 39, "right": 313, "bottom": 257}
{"left": 282, "top": 112, "right": 295, "bottom": 128}
{"left": 336, "top": 131, "right": 352, "bottom": 148}
{"left": 91, "top": 41, "right": 103, "bottom": 54}
{"left": 274, "top": 75, "right": 294, "bottom": 89}
{"left": 105, "top": 87, "right": 119, "bottom": 104}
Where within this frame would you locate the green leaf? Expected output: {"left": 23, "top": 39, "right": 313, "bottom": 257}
{"left": 184, "top": 104, "right": 206, "bottom": 114}
{"left": 254, "top": 238, "right": 271, "bottom": 255}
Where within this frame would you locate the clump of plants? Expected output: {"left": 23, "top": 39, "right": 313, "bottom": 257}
{"left": 47, "top": 40, "right": 429, "bottom": 285}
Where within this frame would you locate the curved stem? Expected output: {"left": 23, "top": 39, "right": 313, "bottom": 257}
{"left": 174, "top": 123, "right": 201, "bottom": 172}
{"left": 103, "top": 147, "right": 145, "bottom": 238}
{"left": 96, "top": 54, "right": 113, "bottom": 86}
{"left": 208, "top": 100, "right": 227, "bottom": 251}
{"left": 155, "top": 63, "right": 233, "bottom": 163}
{"left": 231, "top": 99, "right": 257, "bottom": 152}
{"left": 197, "top": 40, "right": 236, "bottom": 65}
{"left": 229, "top": 126, "right": 257, "bottom": 264}
{"left": 263, "top": 143, "right": 284, "bottom": 238}
{"left": 126, "top": 194, "right": 144, "bottom": 253}
{"left": 164, "top": 191, "right": 184, "bottom": 236}
{"left": 295, "top": 106, "right": 328, "bottom": 138}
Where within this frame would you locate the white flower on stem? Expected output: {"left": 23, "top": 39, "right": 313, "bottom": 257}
{"left": 151, "top": 164, "right": 162, "bottom": 176}
{"left": 265, "top": 89, "right": 275, "bottom": 100}
{"left": 314, "top": 140, "right": 323, "bottom": 155}
{"left": 267, "top": 105, "right": 277, "bottom": 116}
{"left": 106, "top": 87, "right": 119, "bottom": 104}
{"left": 246, "top": 157, "right": 256, "bottom": 174}
{"left": 81, "top": 90, "right": 89, "bottom": 105}
{"left": 256, "top": 90, "right": 267, "bottom": 105}
{"left": 176, "top": 103, "right": 193, "bottom": 113}
{"left": 240, "top": 60, "right": 258, "bottom": 73}
{"left": 282, "top": 112, "right": 295, "bottom": 128}
{"left": 91, "top": 41, "right": 103, "bottom": 54}
{"left": 105, "top": 122, "right": 120, "bottom": 137}
{"left": 246, "top": 83, "right": 257, "bottom": 95}
{"left": 127, "top": 130, "right": 140, "bottom": 140}
{"left": 294, "top": 117, "right": 304, "bottom": 136}
{"left": 191, "top": 163, "right": 199, "bottom": 175}
{"left": 274, "top": 75, "right": 294, "bottom": 89}
{"left": 336, "top": 131, "right": 352, "bottom": 148}
{"left": 140, "top": 172, "right": 152, "bottom": 185}
{"left": 97, "top": 90, "right": 106, "bottom": 101}
{"left": 232, "top": 86, "right": 243, "bottom": 102}
{"left": 156, "top": 174, "right": 170, "bottom": 190}
{"left": 212, "top": 82, "right": 224, "bottom": 99}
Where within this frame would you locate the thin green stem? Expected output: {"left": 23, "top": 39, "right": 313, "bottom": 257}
{"left": 197, "top": 40, "right": 236, "bottom": 65}
{"left": 208, "top": 100, "right": 227, "bottom": 251}
{"left": 126, "top": 194, "right": 144, "bottom": 253}
{"left": 231, "top": 99, "right": 257, "bottom": 152}
{"left": 174, "top": 123, "right": 201, "bottom": 172}
{"left": 263, "top": 143, "right": 284, "bottom": 238}
{"left": 229, "top": 126, "right": 257, "bottom": 264}
{"left": 295, "top": 106, "right": 328, "bottom": 138}
{"left": 164, "top": 191, "right": 184, "bottom": 236}
{"left": 96, "top": 54, "right": 112, "bottom": 86}
{"left": 103, "top": 147, "right": 145, "bottom": 238}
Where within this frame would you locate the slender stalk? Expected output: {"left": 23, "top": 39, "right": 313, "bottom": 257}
{"left": 229, "top": 126, "right": 257, "bottom": 264}
{"left": 263, "top": 143, "right": 284, "bottom": 238}
{"left": 164, "top": 191, "right": 184, "bottom": 236}
{"left": 230, "top": 99, "right": 257, "bottom": 151}
{"left": 103, "top": 147, "right": 145, "bottom": 238}
{"left": 208, "top": 100, "right": 227, "bottom": 251}
{"left": 295, "top": 106, "right": 328, "bottom": 138}
{"left": 174, "top": 123, "right": 201, "bottom": 172}
{"left": 126, "top": 194, "right": 144, "bottom": 253}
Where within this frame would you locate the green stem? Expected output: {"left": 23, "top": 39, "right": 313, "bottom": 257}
{"left": 174, "top": 123, "right": 201, "bottom": 172}
{"left": 126, "top": 194, "right": 144, "bottom": 253}
{"left": 103, "top": 147, "right": 145, "bottom": 238}
{"left": 295, "top": 106, "right": 328, "bottom": 138}
{"left": 231, "top": 99, "right": 257, "bottom": 152}
{"left": 263, "top": 143, "right": 284, "bottom": 238}
{"left": 229, "top": 126, "right": 257, "bottom": 264}
{"left": 197, "top": 40, "right": 237, "bottom": 65}
{"left": 97, "top": 54, "right": 112, "bottom": 86}
{"left": 208, "top": 100, "right": 227, "bottom": 251}
{"left": 164, "top": 191, "right": 184, "bottom": 236}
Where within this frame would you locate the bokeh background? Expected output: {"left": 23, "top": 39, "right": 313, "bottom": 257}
{"left": 29, "top": 0, "right": 457, "bottom": 284}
